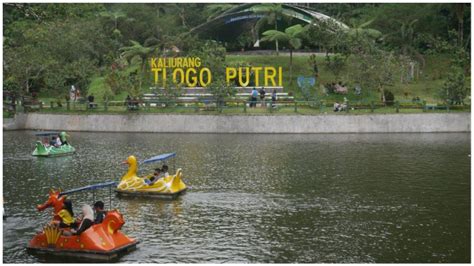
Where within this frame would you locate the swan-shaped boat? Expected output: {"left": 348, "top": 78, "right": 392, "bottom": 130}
{"left": 116, "top": 153, "right": 187, "bottom": 199}
{"left": 27, "top": 185, "right": 138, "bottom": 262}
{"left": 32, "top": 131, "right": 75, "bottom": 157}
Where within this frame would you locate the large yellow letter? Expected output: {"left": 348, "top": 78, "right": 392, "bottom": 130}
{"left": 173, "top": 68, "right": 185, "bottom": 84}
{"left": 150, "top": 58, "right": 158, "bottom": 69}
{"left": 152, "top": 68, "right": 161, "bottom": 84}
{"left": 278, "top": 67, "right": 283, "bottom": 87}
{"left": 238, "top": 67, "right": 250, "bottom": 87}
{"left": 252, "top": 67, "right": 263, "bottom": 87}
{"left": 186, "top": 68, "right": 198, "bottom": 87}
{"left": 226, "top": 67, "right": 237, "bottom": 85}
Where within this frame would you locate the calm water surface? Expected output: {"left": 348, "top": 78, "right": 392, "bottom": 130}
{"left": 3, "top": 131, "right": 470, "bottom": 263}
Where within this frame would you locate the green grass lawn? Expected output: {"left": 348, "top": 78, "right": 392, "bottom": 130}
{"left": 226, "top": 53, "right": 468, "bottom": 104}
{"left": 37, "top": 53, "right": 467, "bottom": 111}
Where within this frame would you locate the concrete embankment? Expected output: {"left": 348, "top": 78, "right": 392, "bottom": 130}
{"left": 3, "top": 113, "right": 470, "bottom": 133}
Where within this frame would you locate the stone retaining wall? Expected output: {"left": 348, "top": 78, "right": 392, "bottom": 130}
{"left": 4, "top": 113, "right": 470, "bottom": 133}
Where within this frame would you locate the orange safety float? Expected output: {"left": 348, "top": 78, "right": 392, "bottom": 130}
{"left": 27, "top": 182, "right": 138, "bottom": 262}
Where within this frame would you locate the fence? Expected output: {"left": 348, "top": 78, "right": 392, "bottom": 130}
{"left": 13, "top": 98, "right": 470, "bottom": 115}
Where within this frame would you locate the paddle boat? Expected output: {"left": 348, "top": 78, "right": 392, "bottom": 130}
{"left": 32, "top": 131, "right": 75, "bottom": 157}
{"left": 116, "top": 152, "right": 187, "bottom": 199}
{"left": 27, "top": 182, "right": 138, "bottom": 262}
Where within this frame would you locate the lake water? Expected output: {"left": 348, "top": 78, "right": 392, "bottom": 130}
{"left": 2, "top": 131, "right": 470, "bottom": 263}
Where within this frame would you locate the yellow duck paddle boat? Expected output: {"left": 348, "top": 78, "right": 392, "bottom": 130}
{"left": 116, "top": 153, "right": 187, "bottom": 199}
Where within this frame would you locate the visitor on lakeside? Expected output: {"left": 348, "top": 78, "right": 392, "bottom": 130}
{"left": 70, "top": 85, "right": 76, "bottom": 101}
{"left": 93, "top": 201, "right": 106, "bottom": 224}
{"left": 70, "top": 205, "right": 94, "bottom": 235}
{"left": 271, "top": 89, "right": 277, "bottom": 108}
{"left": 355, "top": 85, "right": 362, "bottom": 95}
{"left": 259, "top": 87, "right": 266, "bottom": 108}
{"left": 161, "top": 165, "right": 169, "bottom": 178}
{"left": 251, "top": 88, "right": 258, "bottom": 108}
{"left": 75, "top": 88, "right": 81, "bottom": 101}
{"left": 58, "top": 199, "right": 76, "bottom": 229}
{"left": 125, "top": 95, "right": 132, "bottom": 107}
{"left": 87, "top": 94, "right": 95, "bottom": 109}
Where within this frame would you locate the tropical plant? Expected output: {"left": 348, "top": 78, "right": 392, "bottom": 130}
{"left": 253, "top": 3, "right": 292, "bottom": 55}
{"left": 347, "top": 19, "right": 382, "bottom": 41}
{"left": 119, "top": 40, "right": 160, "bottom": 89}
{"left": 439, "top": 66, "right": 467, "bottom": 105}
{"left": 207, "top": 78, "right": 236, "bottom": 112}
{"left": 261, "top": 24, "right": 306, "bottom": 83}
{"left": 99, "top": 10, "right": 126, "bottom": 33}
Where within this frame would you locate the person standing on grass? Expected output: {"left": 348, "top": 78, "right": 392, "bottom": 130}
{"left": 259, "top": 87, "right": 266, "bottom": 108}
{"left": 251, "top": 87, "right": 258, "bottom": 108}
{"left": 271, "top": 89, "right": 277, "bottom": 108}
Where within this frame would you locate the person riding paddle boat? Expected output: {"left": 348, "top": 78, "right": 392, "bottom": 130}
{"left": 116, "top": 153, "right": 187, "bottom": 199}
{"left": 32, "top": 131, "right": 75, "bottom": 157}
{"left": 28, "top": 182, "right": 138, "bottom": 262}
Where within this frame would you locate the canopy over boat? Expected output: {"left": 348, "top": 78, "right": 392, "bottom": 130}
{"left": 34, "top": 131, "right": 60, "bottom": 137}
{"left": 59, "top": 181, "right": 117, "bottom": 196}
{"left": 141, "top": 152, "right": 176, "bottom": 164}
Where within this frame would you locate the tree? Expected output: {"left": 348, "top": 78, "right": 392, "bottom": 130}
{"left": 453, "top": 3, "right": 467, "bottom": 47}
{"left": 305, "top": 18, "right": 348, "bottom": 56}
{"left": 253, "top": 4, "right": 291, "bottom": 55}
{"left": 347, "top": 19, "right": 382, "bottom": 40}
{"left": 440, "top": 66, "right": 467, "bottom": 105}
{"left": 203, "top": 4, "right": 235, "bottom": 21}
{"left": 99, "top": 9, "right": 127, "bottom": 40}
{"left": 120, "top": 40, "right": 159, "bottom": 89}
{"left": 261, "top": 24, "right": 306, "bottom": 84}
{"left": 347, "top": 38, "right": 400, "bottom": 103}
{"left": 4, "top": 45, "right": 51, "bottom": 94}
{"left": 207, "top": 78, "right": 236, "bottom": 112}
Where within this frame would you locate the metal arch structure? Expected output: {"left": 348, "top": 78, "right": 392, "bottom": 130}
{"left": 190, "top": 3, "right": 348, "bottom": 41}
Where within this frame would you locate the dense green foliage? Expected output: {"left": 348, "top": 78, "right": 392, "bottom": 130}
{"left": 3, "top": 3, "right": 471, "bottom": 105}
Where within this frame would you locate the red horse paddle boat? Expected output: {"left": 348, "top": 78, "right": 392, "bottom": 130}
{"left": 27, "top": 182, "right": 138, "bottom": 262}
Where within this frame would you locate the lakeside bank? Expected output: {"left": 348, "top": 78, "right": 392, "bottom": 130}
{"left": 3, "top": 113, "right": 470, "bottom": 133}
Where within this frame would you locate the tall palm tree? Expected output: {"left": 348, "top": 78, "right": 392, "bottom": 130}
{"left": 261, "top": 24, "right": 306, "bottom": 84}
{"left": 348, "top": 19, "right": 382, "bottom": 40}
{"left": 453, "top": 3, "right": 467, "bottom": 46}
{"left": 100, "top": 10, "right": 126, "bottom": 34}
{"left": 119, "top": 40, "right": 159, "bottom": 89}
{"left": 253, "top": 4, "right": 291, "bottom": 55}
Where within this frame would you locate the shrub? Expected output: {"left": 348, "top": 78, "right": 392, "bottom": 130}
{"left": 384, "top": 90, "right": 395, "bottom": 106}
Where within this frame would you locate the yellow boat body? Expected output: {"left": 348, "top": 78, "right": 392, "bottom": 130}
{"left": 116, "top": 156, "right": 187, "bottom": 194}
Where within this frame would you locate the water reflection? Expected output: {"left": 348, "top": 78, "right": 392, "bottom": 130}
{"left": 3, "top": 131, "right": 470, "bottom": 263}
